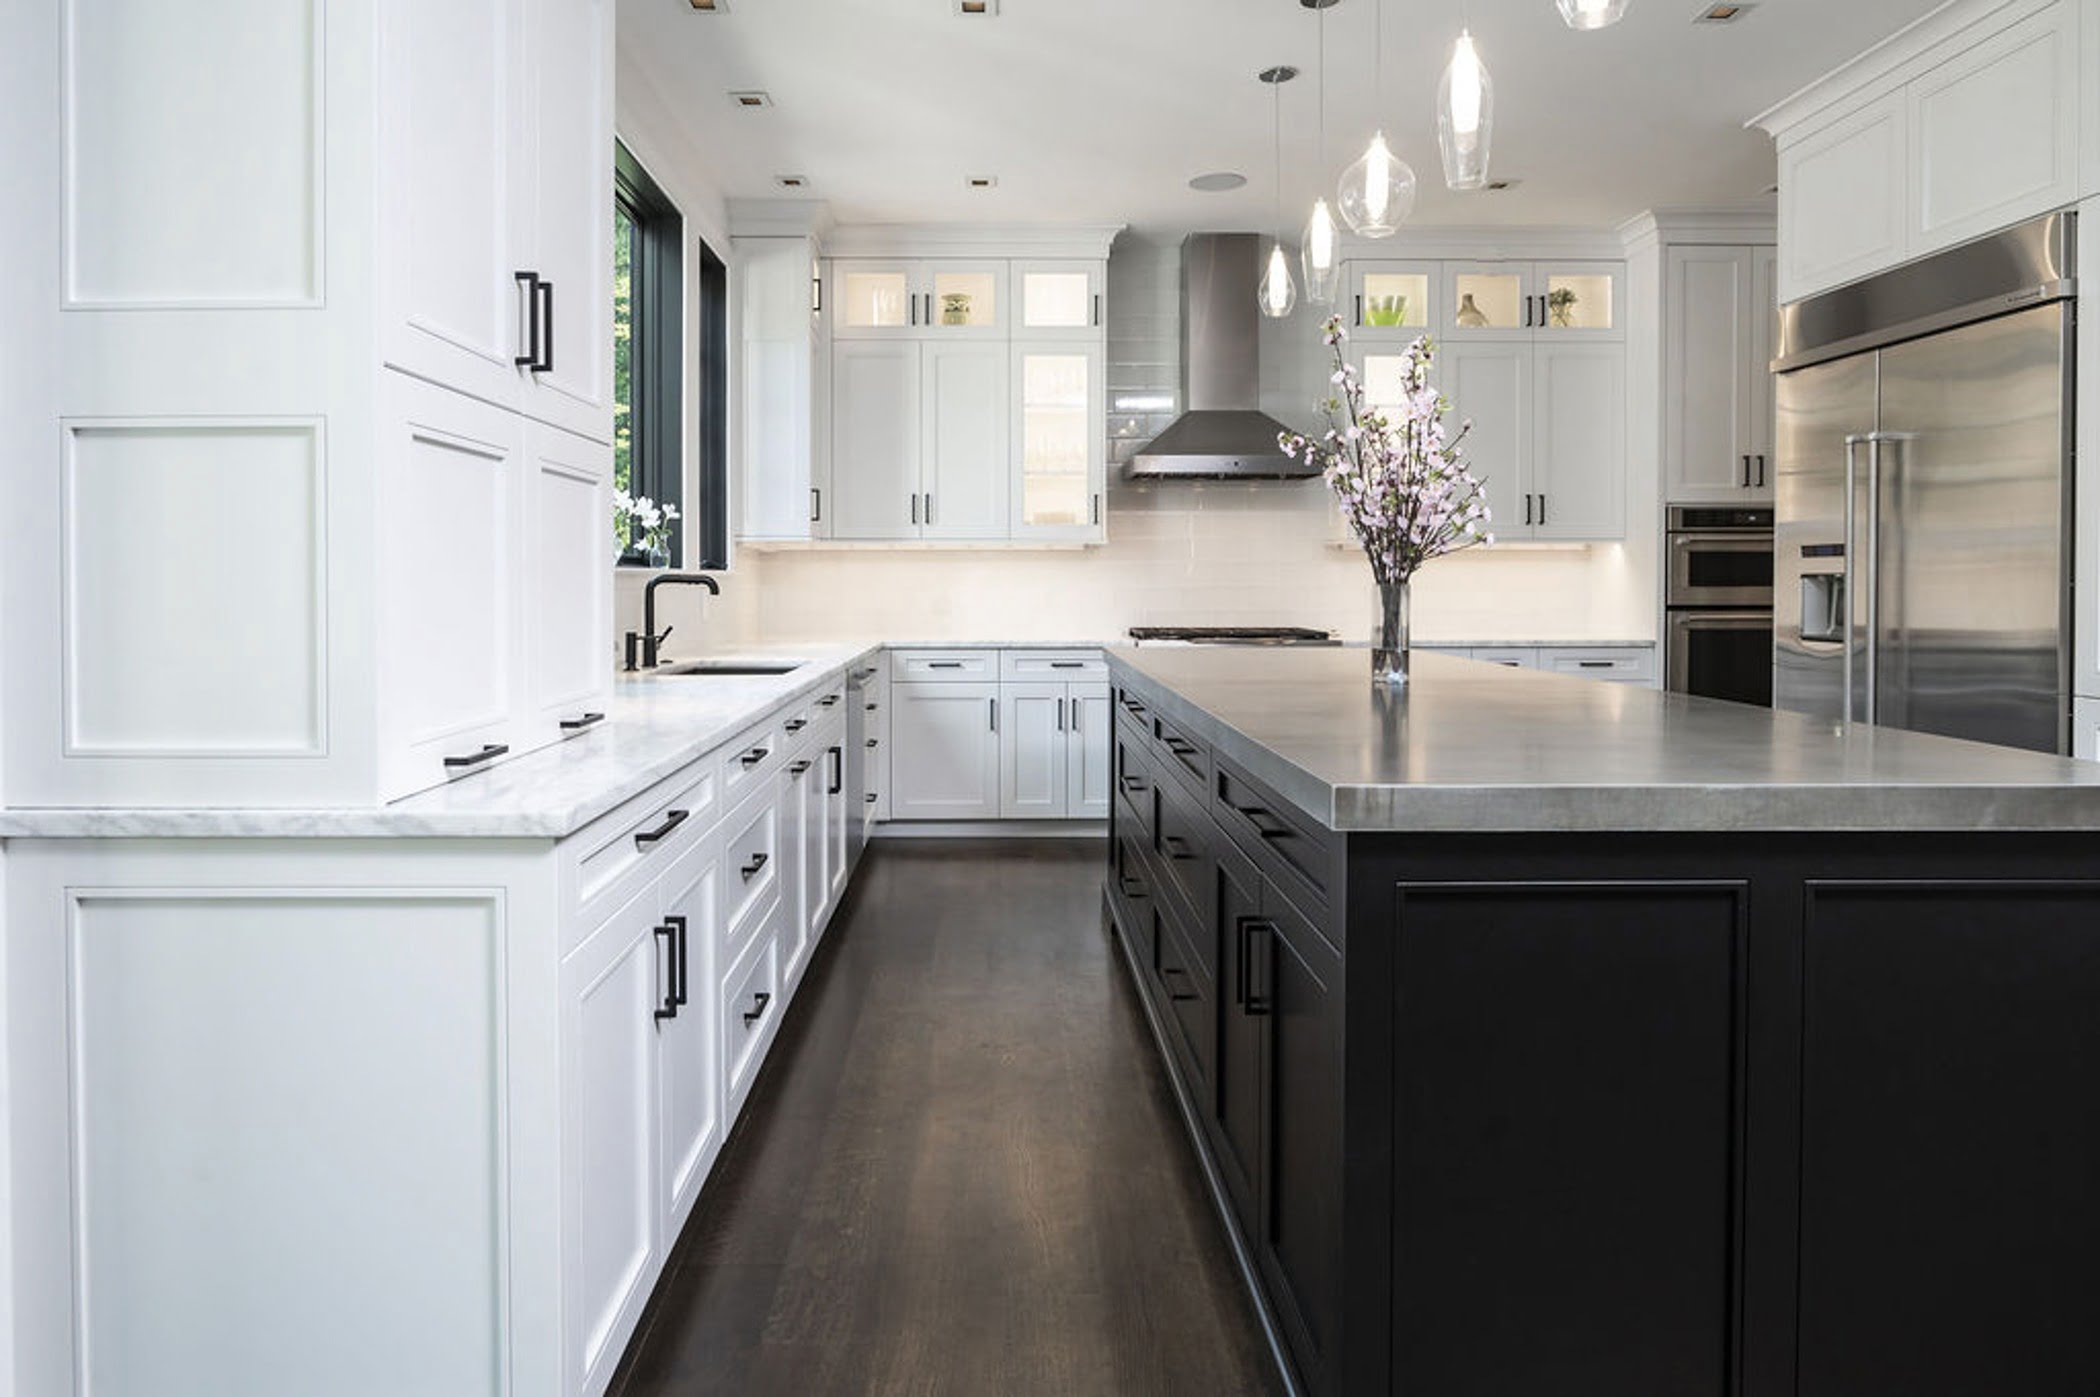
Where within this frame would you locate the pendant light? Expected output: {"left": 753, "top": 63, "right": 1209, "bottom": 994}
{"left": 1300, "top": 0, "right": 1341, "bottom": 304}
{"left": 1337, "top": 0, "right": 1417, "bottom": 238}
{"left": 1556, "top": 0, "right": 1629, "bottom": 29}
{"left": 1258, "top": 65, "right": 1300, "bottom": 319}
{"left": 1437, "top": 28, "right": 1494, "bottom": 191}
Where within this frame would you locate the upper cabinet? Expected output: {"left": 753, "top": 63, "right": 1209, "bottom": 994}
{"left": 1759, "top": 0, "right": 2084, "bottom": 303}
{"left": 1664, "top": 245, "right": 1777, "bottom": 504}
{"left": 1013, "top": 260, "right": 1107, "bottom": 339}
{"left": 1442, "top": 262, "right": 1624, "bottom": 341}
{"left": 737, "top": 232, "right": 829, "bottom": 542}
{"left": 1345, "top": 262, "right": 1438, "bottom": 338}
{"left": 831, "top": 259, "right": 1010, "bottom": 339}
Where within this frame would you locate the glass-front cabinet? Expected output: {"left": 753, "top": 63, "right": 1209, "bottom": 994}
{"left": 1441, "top": 262, "right": 1623, "bottom": 340}
{"left": 1011, "top": 343, "right": 1104, "bottom": 540}
{"left": 831, "top": 259, "right": 1009, "bottom": 338}
{"left": 1013, "top": 260, "right": 1105, "bottom": 339}
{"left": 1346, "top": 262, "right": 1438, "bottom": 337}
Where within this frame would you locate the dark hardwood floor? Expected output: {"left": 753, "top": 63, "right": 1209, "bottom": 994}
{"left": 608, "top": 838, "right": 1285, "bottom": 1397}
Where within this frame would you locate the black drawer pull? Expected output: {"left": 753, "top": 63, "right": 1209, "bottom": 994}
{"left": 559, "top": 712, "right": 605, "bottom": 732}
{"left": 1233, "top": 804, "right": 1290, "bottom": 839}
{"left": 740, "top": 852, "right": 769, "bottom": 880}
{"left": 742, "top": 991, "right": 773, "bottom": 1026}
{"left": 740, "top": 747, "right": 768, "bottom": 767}
{"left": 789, "top": 759, "right": 813, "bottom": 775}
{"left": 784, "top": 718, "right": 808, "bottom": 734}
{"left": 865, "top": 793, "right": 879, "bottom": 804}
{"left": 1118, "top": 875, "right": 1148, "bottom": 899}
{"left": 634, "top": 808, "right": 690, "bottom": 849}
{"left": 653, "top": 922, "right": 679, "bottom": 1022}
{"left": 443, "top": 743, "right": 509, "bottom": 771}
{"left": 1050, "top": 661, "right": 1087, "bottom": 669}
{"left": 927, "top": 661, "right": 965, "bottom": 669}
{"left": 1577, "top": 660, "right": 1616, "bottom": 669}
{"left": 1161, "top": 835, "right": 1196, "bottom": 862}
{"left": 865, "top": 702, "right": 879, "bottom": 712}
{"left": 866, "top": 738, "right": 879, "bottom": 748}
{"left": 1163, "top": 736, "right": 1196, "bottom": 755}
{"left": 818, "top": 695, "right": 839, "bottom": 707}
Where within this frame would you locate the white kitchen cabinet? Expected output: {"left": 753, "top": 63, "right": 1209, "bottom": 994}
{"left": 656, "top": 836, "right": 723, "bottom": 1247}
{"left": 999, "top": 678, "right": 1110, "bottom": 819}
{"left": 1435, "top": 342, "right": 1532, "bottom": 538}
{"left": 737, "top": 235, "right": 828, "bottom": 541}
{"left": 1011, "top": 342, "right": 1107, "bottom": 541}
{"left": 825, "top": 725, "right": 852, "bottom": 905}
{"left": 831, "top": 258, "right": 1009, "bottom": 339}
{"left": 1664, "top": 245, "right": 1777, "bottom": 503}
{"left": 526, "top": 420, "right": 614, "bottom": 737}
{"left": 1065, "top": 685, "right": 1113, "bottom": 819}
{"left": 1531, "top": 342, "right": 1626, "bottom": 541}
{"left": 889, "top": 681, "right": 1003, "bottom": 820}
{"left": 780, "top": 747, "right": 820, "bottom": 985}
{"left": 1013, "top": 259, "right": 1106, "bottom": 338}
{"left": 1346, "top": 260, "right": 1439, "bottom": 337}
{"left": 563, "top": 882, "right": 668, "bottom": 1397}
{"left": 922, "top": 342, "right": 1012, "bottom": 538}
{"left": 1442, "top": 262, "right": 1623, "bottom": 341}
{"left": 1760, "top": 0, "right": 2082, "bottom": 302}
{"left": 830, "top": 341, "right": 923, "bottom": 538}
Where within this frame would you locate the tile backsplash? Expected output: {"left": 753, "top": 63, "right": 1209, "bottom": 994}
{"left": 671, "top": 235, "right": 1660, "bottom": 650}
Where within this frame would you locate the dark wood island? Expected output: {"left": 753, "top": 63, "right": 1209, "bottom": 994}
{"left": 1104, "top": 647, "right": 2100, "bottom": 1397}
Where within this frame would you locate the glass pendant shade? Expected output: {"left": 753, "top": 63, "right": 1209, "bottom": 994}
{"left": 1259, "top": 240, "right": 1298, "bottom": 318}
{"left": 1436, "top": 30, "right": 1495, "bottom": 191}
{"left": 1556, "top": 0, "right": 1629, "bottom": 29}
{"left": 1301, "top": 198, "right": 1340, "bottom": 305}
{"left": 1338, "top": 131, "right": 1417, "bottom": 238}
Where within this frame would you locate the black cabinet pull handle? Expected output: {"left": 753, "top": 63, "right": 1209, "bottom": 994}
{"left": 514, "top": 271, "right": 541, "bottom": 367}
{"left": 1050, "top": 661, "right": 1086, "bottom": 669}
{"left": 1160, "top": 965, "right": 1201, "bottom": 1002}
{"left": 742, "top": 991, "right": 773, "bottom": 1025}
{"left": 989, "top": 698, "right": 998, "bottom": 732}
{"left": 1162, "top": 736, "right": 1196, "bottom": 756}
{"left": 1093, "top": 292, "right": 1101, "bottom": 327}
{"left": 1234, "top": 804, "right": 1289, "bottom": 839}
{"left": 828, "top": 745, "right": 843, "bottom": 794}
{"left": 789, "top": 759, "right": 813, "bottom": 776}
{"left": 1120, "top": 774, "right": 1148, "bottom": 793}
{"left": 818, "top": 695, "right": 839, "bottom": 707}
{"left": 1118, "top": 875, "right": 1148, "bottom": 899}
{"left": 1161, "top": 835, "right": 1196, "bottom": 862}
{"left": 810, "top": 487, "right": 822, "bottom": 523}
{"left": 865, "top": 792, "right": 878, "bottom": 804}
{"left": 865, "top": 702, "right": 879, "bottom": 712}
{"left": 1354, "top": 292, "right": 1364, "bottom": 326}
{"left": 535, "top": 278, "right": 554, "bottom": 372}
{"left": 911, "top": 493, "right": 919, "bottom": 525}
{"left": 560, "top": 711, "right": 605, "bottom": 732}
{"left": 1538, "top": 493, "right": 1547, "bottom": 526}
{"left": 866, "top": 737, "right": 879, "bottom": 748}
{"left": 740, "top": 852, "right": 769, "bottom": 880}
{"left": 653, "top": 923, "right": 679, "bottom": 1022}
{"left": 666, "top": 914, "right": 689, "bottom": 1009}
{"left": 741, "top": 747, "right": 768, "bottom": 767}
{"left": 444, "top": 743, "right": 508, "bottom": 771}
{"left": 927, "top": 660, "right": 964, "bottom": 669}
{"left": 634, "top": 808, "right": 690, "bottom": 849}
{"left": 1577, "top": 660, "right": 1614, "bottom": 670}
{"left": 784, "top": 718, "right": 808, "bottom": 734}
{"left": 1524, "top": 493, "right": 1534, "bottom": 526}
{"left": 1243, "top": 918, "right": 1276, "bottom": 1016}
{"left": 1056, "top": 697, "right": 1065, "bottom": 733}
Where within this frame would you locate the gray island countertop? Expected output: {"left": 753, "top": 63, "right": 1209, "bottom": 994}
{"left": 1109, "top": 647, "right": 2100, "bottom": 833}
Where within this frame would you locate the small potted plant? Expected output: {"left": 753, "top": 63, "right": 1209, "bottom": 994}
{"left": 1547, "top": 286, "right": 1579, "bottom": 328}
{"left": 614, "top": 487, "right": 680, "bottom": 567}
{"left": 1280, "top": 317, "right": 1492, "bottom": 686}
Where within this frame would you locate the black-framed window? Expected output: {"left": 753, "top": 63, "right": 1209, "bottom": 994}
{"left": 614, "top": 142, "right": 681, "bottom": 564}
{"left": 692, "top": 238, "right": 728, "bottom": 570}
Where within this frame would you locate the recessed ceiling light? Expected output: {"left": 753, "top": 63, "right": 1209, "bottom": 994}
{"left": 1189, "top": 172, "right": 1249, "bottom": 193}
{"left": 965, "top": 175, "right": 999, "bottom": 190}
{"left": 954, "top": 0, "right": 998, "bottom": 13}
{"left": 687, "top": 0, "right": 727, "bottom": 11}
{"left": 1693, "top": 2, "right": 1753, "bottom": 21}
{"left": 730, "top": 90, "right": 772, "bottom": 109}
{"left": 775, "top": 175, "right": 811, "bottom": 190}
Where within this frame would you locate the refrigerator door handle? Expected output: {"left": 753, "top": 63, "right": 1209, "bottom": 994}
{"left": 1862, "top": 432, "right": 1888, "bottom": 729}
{"left": 1843, "top": 434, "right": 1862, "bottom": 725}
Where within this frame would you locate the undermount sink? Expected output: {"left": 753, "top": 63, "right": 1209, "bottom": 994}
{"left": 654, "top": 659, "right": 809, "bottom": 677}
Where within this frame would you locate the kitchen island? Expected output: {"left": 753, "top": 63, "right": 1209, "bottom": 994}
{"left": 1104, "top": 647, "right": 2100, "bottom": 1397}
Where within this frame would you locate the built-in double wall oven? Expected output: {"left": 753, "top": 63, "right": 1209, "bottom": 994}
{"left": 1665, "top": 506, "right": 1774, "bottom": 706}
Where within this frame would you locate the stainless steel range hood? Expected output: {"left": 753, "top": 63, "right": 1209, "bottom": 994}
{"left": 1126, "top": 234, "right": 1315, "bottom": 479}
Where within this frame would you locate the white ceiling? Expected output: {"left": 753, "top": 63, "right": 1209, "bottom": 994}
{"left": 618, "top": 0, "right": 1947, "bottom": 236}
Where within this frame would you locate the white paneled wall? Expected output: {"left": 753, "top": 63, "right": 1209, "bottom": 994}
{"left": 685, "top": 236, "right": 1659, "bottom": 649}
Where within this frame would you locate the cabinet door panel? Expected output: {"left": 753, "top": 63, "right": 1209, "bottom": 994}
{"left": 1012, "top": 343, "right": 1105, "bottom": 541}
{"left": 831, "top": 341, "right": 921, "bottom": 538}
{"left": 780, "top": 759, "right": 817, "bottom": 984}
{"left": 1065, "top": 685, "right": 1112, "bottom": 820}
{"left": 379, "top": 0, "right": 525, "bottom": 411}
{"left": 1439, "top": 342, "right": 1530, "bottom": 538}
{"left": 658, "top": 839, "right": 721, "bottom": 1241}
{"left": 1534, "top": 263, "right": 1624, "bottom": 339}
{"left": 1796, "top": 884, "right": 2100, "bottom": 1397}
{"left": 1442, "top": 263, "right": 1535, "bottom": 340}
{"left": 1665, "top": 247, "right": 1756, "bottom": 503}
{"left": 564, "top": 888, "right": 665, "bottom": 1395}
{"left": 921, "top": 341, "right": 1010, "bottom": 539}
{"left": 1779, "top": 92, "right": 1908, "bottom": 301}
{"left": 1211, "top": 842, "right": 1265, "bottom": 1235}
{"left": 525, "top": 421, "right": 611, "bottom": 734}
{"left": 1748, "top": 245, "right": 1777, "bottom": 500}
{"left": 1532, "top": 341, "right": 1625, "bottom": 541}
{"left": 888, "top": 681, "right": 1002, "bottom": 819}
{"left": 1389, "top": 882, "right": 1745, "bottom": 1397}
{"left": 521, "top": 0, "right": 614, "bottom": 442}
{"left": 1000, "top": 682, "right": 1067, "bottom": 818}
{"left": 1013, "top": 259, "right": 1105, "bottom": 339}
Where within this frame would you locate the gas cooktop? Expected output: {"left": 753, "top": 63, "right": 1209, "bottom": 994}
{"left": 1127, "top": 626, "right": 1338, "bottom": 646}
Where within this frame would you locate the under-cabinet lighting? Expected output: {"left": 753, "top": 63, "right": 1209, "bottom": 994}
{"left": 1115, "top": 395, "right": 1175, "bottom": 412}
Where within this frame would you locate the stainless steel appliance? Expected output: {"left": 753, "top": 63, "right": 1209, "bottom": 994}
{"left": 1665, "top": 506, "right": 1774, "bottom": 705}
{"left": 1127, "top": 626, "right": 1338, "bottom": 646}
{"left": 1773, "top": 212, "right": 2075, "bottom": 755}
{"left": 845, "top": 661, "right": 871, "bottom": 869}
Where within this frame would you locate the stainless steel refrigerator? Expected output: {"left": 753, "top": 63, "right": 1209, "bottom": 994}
{"left": 1773, "top": 212, "right": 2076, "bottom": 754}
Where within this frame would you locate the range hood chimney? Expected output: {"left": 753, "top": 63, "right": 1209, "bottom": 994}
{"left": 1125, "top": 234, "right": 1316, "bottom": 480}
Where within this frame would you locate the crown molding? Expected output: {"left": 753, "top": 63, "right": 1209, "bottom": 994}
{"left": 1748, "top": 0, "right": 2049, "bottom": 139}
{"left": 823, "top": 222, "right": 1126, "bottom": 259}
{"left": 1618, "top": 208, "right": 1778, "bottom": 249}
{"left": 1334, "top": 224, "right": 1631, "bottom": 262}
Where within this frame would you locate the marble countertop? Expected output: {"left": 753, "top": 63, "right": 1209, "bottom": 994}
{"left": 1111, "top": 648, "right": 2100, "bottom": 833}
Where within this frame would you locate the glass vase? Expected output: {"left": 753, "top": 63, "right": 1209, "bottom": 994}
{"left": 1372, "top": 579, "right": 1411, "bottom": 687}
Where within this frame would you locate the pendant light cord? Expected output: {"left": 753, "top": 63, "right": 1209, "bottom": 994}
{"left": 1273, "top": 80, "right": 1284, "bottom": 243}
{"left": 1317, "top": 1, "right": 1327, "bottom": 166}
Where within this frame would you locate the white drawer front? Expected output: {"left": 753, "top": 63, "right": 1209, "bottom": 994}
{"left": 1539, "top": 646, "right": 1657, "bottom": 684}
{"left": 565, "top": 758, "right": 717, "bottom": 950}
{"left": 718, "top": 785, "right": 782, "bottom": 955}
{"left": 720, "top": 718, "right": 784, "bottom": 806}
{"left": 890, "top": 649, "right": 996, "bottom": 682}
{"left": 721, "top": 911, "right": 783, "bottom": 1115}
{"left": 999, "top": 649, "right": 1107, "bottom": 681}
